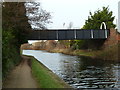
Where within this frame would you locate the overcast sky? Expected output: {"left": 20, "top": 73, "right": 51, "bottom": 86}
{"left": 35, "top": 0, "right": 120, "bottom": 29}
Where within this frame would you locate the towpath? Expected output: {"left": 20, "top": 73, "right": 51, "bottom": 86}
{"left": 3, "top": 55, "right": 38, "bottom": 88}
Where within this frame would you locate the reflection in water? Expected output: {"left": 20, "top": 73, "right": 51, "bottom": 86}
{"left": 23, "top": 50, "right": 120, "bottom": 89}
{"left": 60, "top": 57, "right": 119, "bottom": 89}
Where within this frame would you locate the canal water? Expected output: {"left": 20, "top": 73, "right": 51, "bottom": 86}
{"left": 23, "top": 50, "right": 120, "bottom": 89}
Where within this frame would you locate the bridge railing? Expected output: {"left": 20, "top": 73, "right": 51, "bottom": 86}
{"left": 27, "top": 29, "right": 110, "bottom": 40}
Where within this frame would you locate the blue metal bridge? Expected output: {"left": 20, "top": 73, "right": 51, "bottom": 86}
{"left": 27, "top": 29, "right": 110, "bottom": 40}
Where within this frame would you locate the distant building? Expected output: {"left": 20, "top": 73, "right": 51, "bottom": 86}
{"left": 118, "top": 1, "right": 120, "bottom": 32}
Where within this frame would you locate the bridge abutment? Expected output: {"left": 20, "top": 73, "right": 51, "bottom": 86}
{"left": 103, "top": 28, "right": 120, "bottom": 48}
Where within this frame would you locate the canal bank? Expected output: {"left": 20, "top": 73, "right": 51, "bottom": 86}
{"left": 28, "top": 55, "right": 72, "bottom": 88}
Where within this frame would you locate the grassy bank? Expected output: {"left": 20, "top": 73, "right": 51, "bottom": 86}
{"left": 31, "top": 56, "right": 71, "bottom": 88}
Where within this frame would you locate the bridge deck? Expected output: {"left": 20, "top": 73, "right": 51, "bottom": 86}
{"left": 27, "top": 29, "right": 110, "bottom": 40}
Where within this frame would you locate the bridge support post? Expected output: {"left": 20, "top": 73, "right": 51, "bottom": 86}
{"left": 56, "top": 30, "right": 58, "bottom": 40}
{"left": 74, "top": 29, "right": 76, "bottom": 39}
{"left": 105, "top": 30, "right": 108, "bottom": 38}
{"left": 91, "top": 29, "right": 94, "bottom": 39}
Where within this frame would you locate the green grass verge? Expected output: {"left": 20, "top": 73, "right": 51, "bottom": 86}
{"left": 31, "top": 57, "right": 71, "bottom": 88}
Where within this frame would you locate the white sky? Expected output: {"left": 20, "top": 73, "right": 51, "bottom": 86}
{"left": 35, "top": 0, "right": 120, "bottom": 29}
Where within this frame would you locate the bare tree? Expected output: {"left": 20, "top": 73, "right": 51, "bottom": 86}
{"left": 25, "top": 2, "right": 52, "bottom": 30}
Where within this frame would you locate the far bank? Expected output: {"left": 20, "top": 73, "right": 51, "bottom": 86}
{"left": 21, "top": 40, "right": 120, "bottom": 62}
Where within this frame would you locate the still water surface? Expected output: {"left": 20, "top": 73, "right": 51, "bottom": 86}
{"left": 23, "top": 50, "right": 120, "bottom": 89}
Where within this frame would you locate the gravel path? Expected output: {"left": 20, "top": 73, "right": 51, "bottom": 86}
{"left": 3, "top": 56, "right": 38, "bottom": 88}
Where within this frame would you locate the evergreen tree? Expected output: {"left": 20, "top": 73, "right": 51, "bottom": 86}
{"left": 83, "top": 7, "right": 116, "bottom": 29}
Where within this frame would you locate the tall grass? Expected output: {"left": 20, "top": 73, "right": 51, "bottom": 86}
{"left": 95, "top": 43, "right": 119, "bottom": 61}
